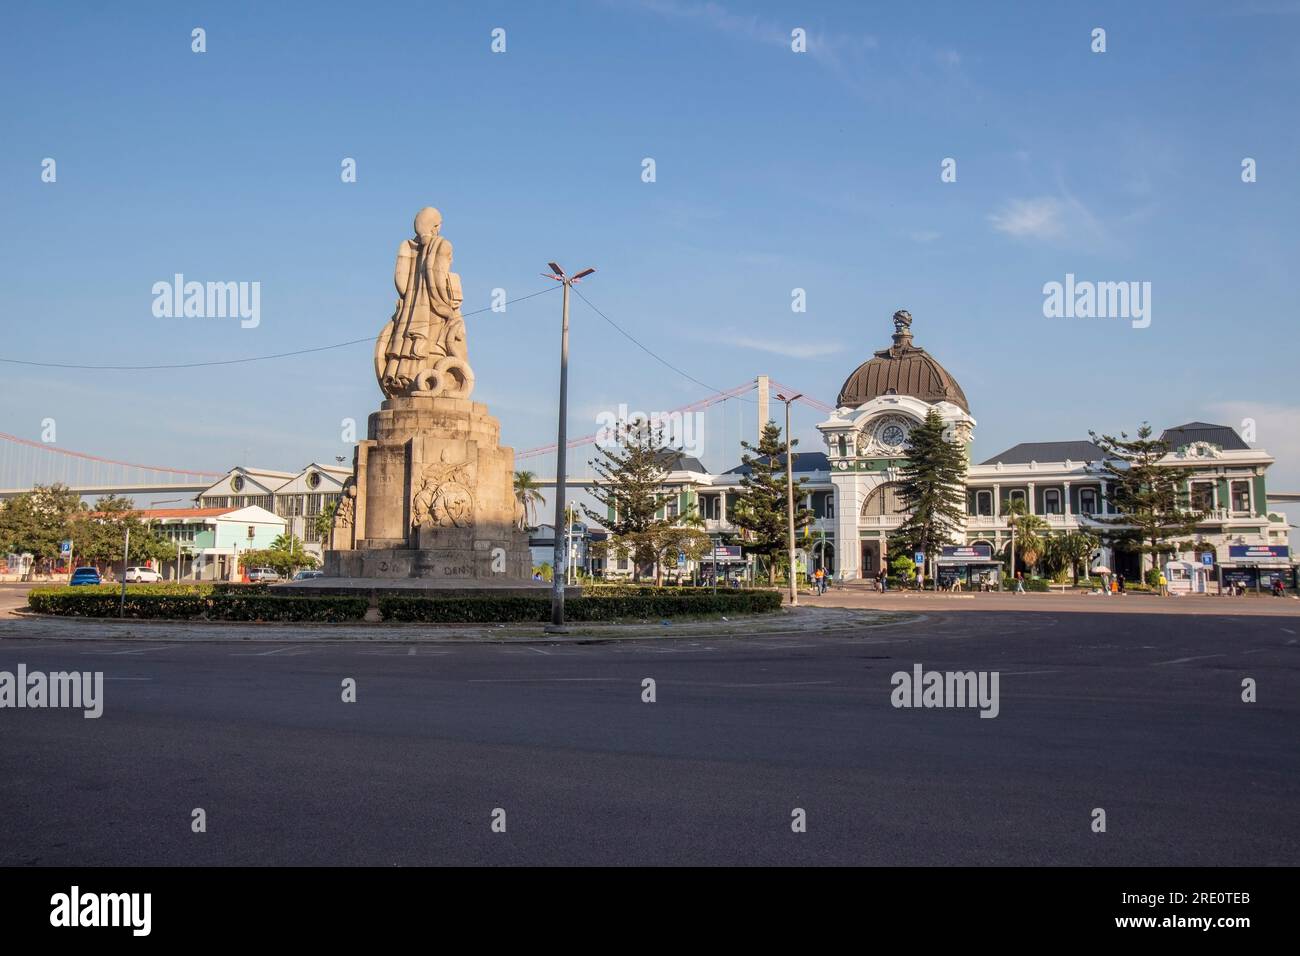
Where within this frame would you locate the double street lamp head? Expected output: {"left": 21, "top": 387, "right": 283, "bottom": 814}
{"left": 543, "top": 263, "right": 596, "bottom": 285}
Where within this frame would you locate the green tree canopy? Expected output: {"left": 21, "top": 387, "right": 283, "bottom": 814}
{"left": 0, "top": 483, "right": 85, "bottom": 560}
{"left": 729, "top": 421, "right": 812, "bottom": 585}
{"left": 513, "top": 470, "right": 545, "bottom": 531}
{"left": 893, "top": 409, "right": 968, "bottom": 587}
{"left": 1088, "top": 423, "right": 1203, "bottom": 570}
{"left": 583, "top": 419, "right": 676, "bottom": 583}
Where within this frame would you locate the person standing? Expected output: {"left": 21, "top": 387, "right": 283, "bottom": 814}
{"left": 1014, "top": 571, "right": 1025, "bottom": 594}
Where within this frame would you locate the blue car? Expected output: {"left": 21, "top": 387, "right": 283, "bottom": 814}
{"left": 68, "top": 567, "right": 102, "bottom": 586}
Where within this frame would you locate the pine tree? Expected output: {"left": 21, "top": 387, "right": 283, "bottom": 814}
{"left": 1088, "top": 423, "right": 1204, "bottom": 574}
{"left": 583, "top": 418, "right": 676, "bottom": 583}
{"left": 893, "top": 408, "right": 968, "bottom": 588}
{"left": 729, "top": 421, "right": 813, "bottom": 585}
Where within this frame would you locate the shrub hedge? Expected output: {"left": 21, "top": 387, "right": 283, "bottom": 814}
{"left": 29, "top": 587, "right": 782, "bottom": 622}
{"left": 28, "top": 590, "right": 366, "bottom": 622}
{"left": 380, "top": 590, "right": 782, "bottom": 622}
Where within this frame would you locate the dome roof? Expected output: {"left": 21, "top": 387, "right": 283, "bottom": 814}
{"left": 836, "top": 310, "right": 969, "bottom": 413}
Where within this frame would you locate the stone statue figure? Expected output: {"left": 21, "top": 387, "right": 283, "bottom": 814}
{"left": 374, "top": 207, "right": 476, "bottom": 400}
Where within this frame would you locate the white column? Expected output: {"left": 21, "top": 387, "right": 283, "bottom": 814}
{"left": 1027, "top": 482, "right": 1036, "bottom": 514}
{"left": 993, "top": 483, "right": 1001, "bottom": 518}
{"left": 1063, "top": 481, "right": 1072, "bottom": 517}
{"left": 833, "top": 473, "right": 859, "bottom": 580}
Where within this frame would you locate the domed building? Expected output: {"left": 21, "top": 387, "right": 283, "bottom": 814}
{"left": 816, "top": 310, "right": 977, "bottom": 580}
{"left": 591, "top": 308, "right": 1290, "bottom": 592}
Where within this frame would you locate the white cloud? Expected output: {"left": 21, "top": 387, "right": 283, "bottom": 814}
{"left": 727, "top": 334, "right": 841, "bottom": 359}
{"left": 988, "top": 197, "right": 1067, "bottom": 240}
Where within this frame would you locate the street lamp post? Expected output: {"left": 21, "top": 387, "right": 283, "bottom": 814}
{"left": 775, "top": 392, "right": 802, "bottom": 607}
{"left": 119, "top": 524, "right": 130, "bottom": 618}
{"left": 542, "top": 261, "right": 595, "bottom": 631}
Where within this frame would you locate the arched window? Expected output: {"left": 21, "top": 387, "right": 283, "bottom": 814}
{"left": 1044, "top": 489, "right": 1062, "bottom": 515}
{"left": 860, "top": 482, "right": 909, "bottom": 517}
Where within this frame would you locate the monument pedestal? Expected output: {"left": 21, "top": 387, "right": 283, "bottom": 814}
{"left": 325, "top": 395, "right": 533, "bottom": 582}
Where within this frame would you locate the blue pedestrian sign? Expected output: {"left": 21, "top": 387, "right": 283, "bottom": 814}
{"left": 677, "top": 551, "right": 687, "bottom": 567}
{"left": 914, "top": 552, "right": 924, "bottom": 565}
{"left": 1201, "top": 552, "right": 1214, "bottom": 566}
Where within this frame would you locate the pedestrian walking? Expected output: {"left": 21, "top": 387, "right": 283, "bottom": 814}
{"left": 1014, "top": 571, "right": 1025, "bottom": 594}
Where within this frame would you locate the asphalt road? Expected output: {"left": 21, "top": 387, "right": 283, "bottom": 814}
{"left": 0, "top": 609, "right": 1296, "bottom": 866}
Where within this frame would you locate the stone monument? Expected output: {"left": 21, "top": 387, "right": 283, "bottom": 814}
{"left": 323, "top": 206, "right": 533, "bottom": 582}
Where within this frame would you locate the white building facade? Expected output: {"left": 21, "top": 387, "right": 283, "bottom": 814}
{"left": 625, "top": 310, "right": 1291, "bottom": 589}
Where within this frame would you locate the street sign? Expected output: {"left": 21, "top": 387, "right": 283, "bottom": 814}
{"left": 677, "top": 551, "right": 686, "bottom": 567}
{"left": 1201, "top": 552, "right": 1214, "bottom": 566}
{"left": 60, "top": 540, "right": 72, "bottom": 556}
{"left": 914, "top": 552, "right": 924, "bottom": 565}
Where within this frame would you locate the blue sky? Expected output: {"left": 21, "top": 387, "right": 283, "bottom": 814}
{"left": 3, "top": 0, "right": 1298, "bottom": 488}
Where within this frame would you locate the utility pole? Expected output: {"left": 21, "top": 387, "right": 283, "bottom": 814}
{"left": 1008, "top": 517, "right": 1016, "bottom": 593}
{"left": 119, "top": 525, "right": 130, "bottom": 618}
{"left": 542, "top": 261, "right": 595, "bottom": 631}
{"left": 776, "top": 392, "right": 802, "bottom": 607}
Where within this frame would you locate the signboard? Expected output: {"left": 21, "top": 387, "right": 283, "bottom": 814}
{"left": 1222, "top": 568, "right": 1256, "bottom": 590}
{"left": 914, "top": 552, "right": 925, "bottom": 565}
{"left": 1227, "top": 545, "right": 1290, "bottom": 563}
{"left": 936, "top": 566, "right": 961, "bottom": 588}
{"left": 60, "top": 540, "right": 72, "bottom": 557}
{"left": 677, "top": 551, "right": 687, "bottom": 568}
{"left": 940, "top": 544, "right": 994, "bottom": 561}
{"left": 1201, "top": 552, "right": 1215, "bottom": 567}
{"left": 712, "top": 545, "right": 743, "bottom": 562}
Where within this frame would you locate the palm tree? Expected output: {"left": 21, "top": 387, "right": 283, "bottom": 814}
{"left": 513, "top": 471, "right": 545, "bottom": 531}
{"left": 1003, "top": 499, "right": 1048, "bottom": 575}
{"left": 1051, "top": 529, "right": 1100, "bottom": 586}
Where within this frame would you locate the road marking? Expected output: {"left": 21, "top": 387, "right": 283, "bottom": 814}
{"left": 408, "top": 647, "right": 416, "bottom": 656}
{"left": 710, "top": 680, "right": 836, "bottom": 688}
{"left": 526, "top": 647, "right": 551, "bottom": 655}
{"left": 85, "top": 647, "right": 165, "bottom": 656}
{"left": 467, "top": 677, "right": 621, "bottom": 683}
{"left": 1153, "top": 654, "right": 1226, "bottom": 666}
{"left": 230, "top": 646, "right": 308, "bottom": 657}
{"left": 1281, "top": 628, "right": 1296, "bottom": 635}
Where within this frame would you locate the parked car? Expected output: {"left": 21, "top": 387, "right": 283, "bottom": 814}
{"left": 246, "top": 567, "right": 282, "bottom": 583}
{"left": 68, "top": 567, "right": 102, "bottom": 586}
{"left": 125, "top": 566, "right": 163, "bottom": 583}
{"left": 292, "top": 569, "right": 324, "bottom": 580}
